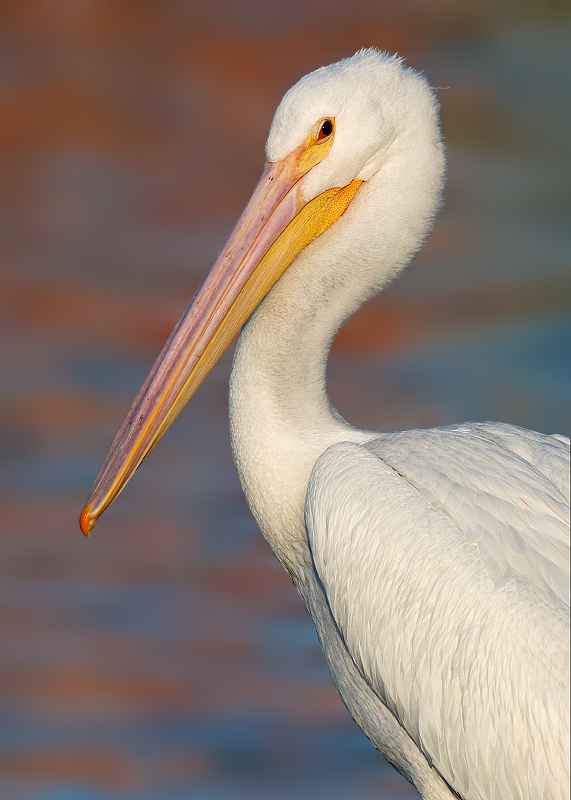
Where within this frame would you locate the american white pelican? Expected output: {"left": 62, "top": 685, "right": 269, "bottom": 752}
{"left": 80, "top": 50, "right": 570, "bottom": 800}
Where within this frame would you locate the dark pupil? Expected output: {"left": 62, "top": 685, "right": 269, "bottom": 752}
{"left": 320, "top": 119, "right": 333, "bottom": 138}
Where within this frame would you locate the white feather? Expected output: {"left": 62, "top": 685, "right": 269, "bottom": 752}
{"left": 307, "top": 437, "right": 569, "bottom": 800}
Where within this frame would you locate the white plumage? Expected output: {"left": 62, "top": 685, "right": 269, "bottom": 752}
{"left": 308, "top": 426, "right": 569, "bottom": 799}
{"left": 82, "top": 49, "right": 570, "bottom": 800}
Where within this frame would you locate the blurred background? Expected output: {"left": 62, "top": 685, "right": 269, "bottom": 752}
{"left": 0, "top": 1, "right": 570, "bottom": 798}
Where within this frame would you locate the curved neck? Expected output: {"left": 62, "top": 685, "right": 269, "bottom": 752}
{"left": 229, "top": 281, "right": 355, "bottom": 576}
{"left": 229, "top": 133, "right": 445, "bottom": 576}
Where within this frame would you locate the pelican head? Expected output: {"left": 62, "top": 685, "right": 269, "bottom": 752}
{"left": 268, "top": 49, "right": 440, "bottom": 197}
{"left": 80, "top": 48, "right": 444, "bottom": 534}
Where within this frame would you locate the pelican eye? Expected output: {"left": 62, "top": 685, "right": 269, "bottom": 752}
{"left": 317, "top": 119, "right": 334, "bottom": 141}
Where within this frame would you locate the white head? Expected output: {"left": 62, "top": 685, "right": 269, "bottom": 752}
{"left": 267, "top": 49, "right": 443, "bottom": 204}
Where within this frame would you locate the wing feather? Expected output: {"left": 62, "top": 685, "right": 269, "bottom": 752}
{"left": 306, "top": 429, "right": 569, "bottom": 800}
{"left": 366, "top": 423, "right": 570, "bottom": 607}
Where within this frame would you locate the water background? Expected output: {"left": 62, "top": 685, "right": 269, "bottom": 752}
{"left": 1, "top": 3, "right": 570, "bottom": 798}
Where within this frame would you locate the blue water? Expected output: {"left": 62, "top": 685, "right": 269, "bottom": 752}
{"left": 1, "top": 15, "right": 570, "bottom": 800}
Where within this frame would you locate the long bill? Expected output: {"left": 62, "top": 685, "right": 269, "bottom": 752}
{"left": 80, "top": 141, "right": 362, "bottom": 535}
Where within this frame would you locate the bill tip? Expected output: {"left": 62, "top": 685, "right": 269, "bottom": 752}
{"left": 79, "top": 505, "right": 95, "bottom": 537}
